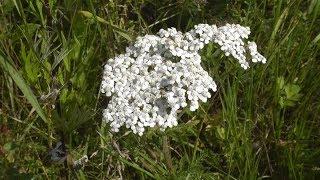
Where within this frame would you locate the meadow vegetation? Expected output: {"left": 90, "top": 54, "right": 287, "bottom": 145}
{"left": 0, "top": 0, "right": 320, "bottom": 179}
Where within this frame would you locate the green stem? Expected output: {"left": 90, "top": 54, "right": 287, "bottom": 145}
{"left": 163, "top": 135, "right": 173, "bottom": 174}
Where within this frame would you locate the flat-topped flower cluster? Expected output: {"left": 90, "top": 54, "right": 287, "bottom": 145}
{"left": 101, "top": 24, "right": 266, "bottom": 135}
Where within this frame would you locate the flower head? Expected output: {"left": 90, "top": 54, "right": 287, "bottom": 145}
{"left": 101, "top": 23, "right": 266, "bottom": 135}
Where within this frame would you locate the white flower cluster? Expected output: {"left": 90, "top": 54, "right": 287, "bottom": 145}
{"left": 101, "top": 23, "right": 266, "bottom": 135}
{"left": 248, "top": 41, "right": 267, "bottom": 63}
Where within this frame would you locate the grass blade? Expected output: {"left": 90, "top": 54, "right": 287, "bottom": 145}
{"left": 118, "top": 157, "right": 156, "bottom": 179}
{"left": 0, "top": 53, "right": 48, "bottom": 123}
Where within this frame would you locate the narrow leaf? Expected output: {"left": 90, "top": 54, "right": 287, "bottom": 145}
{"left": 0, "top": 53, "right": 48, "bottom": 123}
{"left": 79, "top": 10, "right": 133, "bottom": 41}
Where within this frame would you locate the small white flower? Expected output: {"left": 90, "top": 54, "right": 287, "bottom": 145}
{"left": 101, "top": 23, "right": 266, "bottom": 135}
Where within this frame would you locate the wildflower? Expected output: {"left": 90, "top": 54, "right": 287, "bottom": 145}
{"left": 101, "top": 23, "right": 266, "bottom": 135}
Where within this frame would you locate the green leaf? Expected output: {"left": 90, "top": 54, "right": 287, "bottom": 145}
{"left": 277, "top": 76, "right": 285, "bottom": 89}
{"left": 12, "top": 0, "right": 21, "bottom": 16}
{"left": 13, "top": 23, "right": 40, "bottom": 42}
{"left": 23, "top": 50, "right": 39, "bottom": 83}
{"left": 118, "top": 157, "right": 156, "bottom": 179}
{"left": 52, "top": 47, "right": 73, "bottom": 72}
{"left": 0, "top": 53, "right": 48, "bottom": 123}
{"left": 216, "top": 126, "right": 226, "bottom": 140}
{"left": 2, "top": 0, "right": 15, "bottom": 14}
{"left": 284, "top": 100, "right": 296, "bottom": 107}
{"left": 35, "top": 0, "right": 44, "bottom": 25}
{"left": 284, "top": 84, "right": 300, "bottom": 98}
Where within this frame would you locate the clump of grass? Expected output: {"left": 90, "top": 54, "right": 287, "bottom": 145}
{"left": 1, "top": 0, "right": 319, "bottom": 179}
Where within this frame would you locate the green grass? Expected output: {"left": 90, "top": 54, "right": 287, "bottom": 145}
{"left": 1, "top": 0, "right": 320, "bottom": 179}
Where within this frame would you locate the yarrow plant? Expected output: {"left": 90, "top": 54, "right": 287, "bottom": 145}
{"left": 101, "top": 24, "right": 266, "bottom": 136}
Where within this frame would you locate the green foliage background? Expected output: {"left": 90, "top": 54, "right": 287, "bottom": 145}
{"left": 0, "top": 0, "right": 320, "bottom": 179}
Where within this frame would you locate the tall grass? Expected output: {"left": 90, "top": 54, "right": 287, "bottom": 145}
{"left": 1, "top": 0, "right": 319, "bottom": 179}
